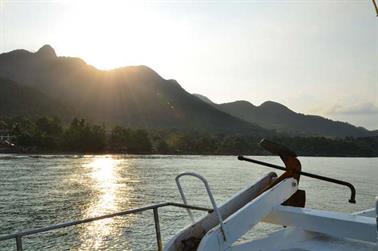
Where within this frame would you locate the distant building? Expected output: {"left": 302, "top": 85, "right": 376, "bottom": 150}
{"left": 0, "top": 129, "right": 14, "bottom": 141}
{"left": 0, "top": 122, "right": 15, "bottom": 142}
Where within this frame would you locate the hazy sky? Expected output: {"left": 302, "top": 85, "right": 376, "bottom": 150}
{"left": 0, "top": 0, "right": 377, "bottom": 129}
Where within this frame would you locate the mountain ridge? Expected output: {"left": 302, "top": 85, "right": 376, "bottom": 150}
{"left": 0, "top": 45, "right": 374, "bottom": 138}
{"left": 0, "top": 45, "right": 267, "bottom": 135}
{"left": 193, "top": 94, "right": 375, "bottom": 137}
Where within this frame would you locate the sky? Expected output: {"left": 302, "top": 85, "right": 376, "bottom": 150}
{"left": 0, "top": 0, "right": 377, "bottom": 129}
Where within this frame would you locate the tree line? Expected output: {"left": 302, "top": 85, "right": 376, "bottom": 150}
{"left": 1, "top": 117, "right": 377, "bottom": 156}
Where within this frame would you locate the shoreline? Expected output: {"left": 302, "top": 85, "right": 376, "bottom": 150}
{"left": 0, "top": 151, "right": 377, "bottom": 158}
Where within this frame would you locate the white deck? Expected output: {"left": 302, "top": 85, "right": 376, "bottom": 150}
{"left": 233, "top": 227, "right": 376, "bottom": 251}
{"left": 165, "top": 174, "right": 378, "bottom": 251}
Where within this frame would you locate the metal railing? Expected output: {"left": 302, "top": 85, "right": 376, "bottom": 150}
{"left": 238, "top": 155, "right": 357, "bottom": 203}
{"left": 175, "top": 172, "right": 227, "bottom": 241}
{"left": 0, "top": 202, "right": 212, "bottom": 251}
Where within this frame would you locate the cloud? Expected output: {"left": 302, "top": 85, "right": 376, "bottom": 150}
{"left": 325, "top": 102, "right": 378, "bottom": 115}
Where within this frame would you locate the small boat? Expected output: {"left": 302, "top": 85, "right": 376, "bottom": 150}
{"left": 165, "top": 139, "right": 377, "bottom": 251}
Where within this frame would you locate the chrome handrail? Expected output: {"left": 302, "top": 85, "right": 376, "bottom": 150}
{"left": 175, "top": 172, "right": 228, "bottom": 241}
{"left": 0, "top": 202, "right": 212, "bottom": 251}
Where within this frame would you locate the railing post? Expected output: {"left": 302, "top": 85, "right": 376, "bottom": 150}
{"left": 16, "top": 235, "right": 22, "bottom": 251}
{"left": 153, "top": 208, "right": 163, "bottom": 251}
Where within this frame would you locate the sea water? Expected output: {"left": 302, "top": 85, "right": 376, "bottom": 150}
{"left": 0, "top": 155, "right": 377, "bottom": 250}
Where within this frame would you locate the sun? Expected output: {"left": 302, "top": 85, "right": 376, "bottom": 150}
{"left": 54, "top": 0, "right": 181, "bottom": 70}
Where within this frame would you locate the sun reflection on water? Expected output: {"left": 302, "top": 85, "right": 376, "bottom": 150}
{"left": 87, "top": 156, "right": 120, "bottom": 215}
{"left": 79, "top": 155, "right": 129, "bottom": 250}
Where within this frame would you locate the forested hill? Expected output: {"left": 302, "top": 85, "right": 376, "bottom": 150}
{"left": 0, "top": 45, "right": 267, "bottom": 135}
{"left": 0, "top": 77, "right": 73, "bottom": 119}
{"left": 194, "top": 94, "right": 375, "bottom": 138}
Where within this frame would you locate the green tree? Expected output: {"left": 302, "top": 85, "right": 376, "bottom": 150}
{"left": 110, "top": 127, "right": 152, "bottom": 153}
{"left": 127, "top": 129, "right": 152, "bottom": 153}
{"left": 63, "top": 118, "right": 105, "bottom": 152}
{"left": 109, "top": 126, "right": 129, "bottom": 151}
